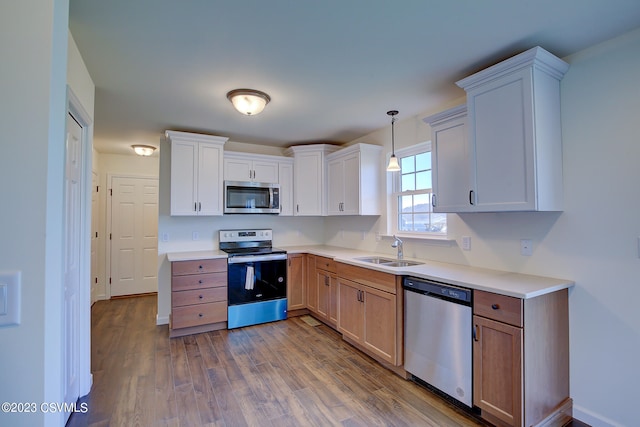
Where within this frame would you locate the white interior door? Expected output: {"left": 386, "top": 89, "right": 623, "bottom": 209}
{"left": 63, "top": 112, "right": 82, "bottom": 420}
{"left": 110, "top": 176, "right": 159, "bottom": 296}
{"left": 91, "top": 171, "right": 99, "bottom": 303}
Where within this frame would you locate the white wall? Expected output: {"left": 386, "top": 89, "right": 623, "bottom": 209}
{"left": 326, "top": 30, "right": 640, "bottom": 427}
{"left": 0, "top": 1, "right": 69, "bottom": 426}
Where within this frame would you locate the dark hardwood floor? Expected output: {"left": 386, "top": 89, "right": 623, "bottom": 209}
{"left": 67, "top": 295, "right": 490, "bottom": 426}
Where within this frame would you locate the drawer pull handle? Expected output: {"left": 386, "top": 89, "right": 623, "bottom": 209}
{"left": 473, "top": 324, "right": 479, "bottom": 342}
{"left": 491, "top": 304, "right": 500, "bottom": 310}
{"left": 198, "top": 313, "right": 203, "bottom": 318}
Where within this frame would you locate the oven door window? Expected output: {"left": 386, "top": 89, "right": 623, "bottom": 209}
{"left": 228, "top": 259, "right": 286, "bottom": 305}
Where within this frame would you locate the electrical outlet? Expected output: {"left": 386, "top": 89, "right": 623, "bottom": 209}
{"left": 192, "top": 231, "right": 199, "bottom": 241}
{"left": 462, "top": 236, "right": 471, "bottom": 251}
{"left": 361, "top": 231, "right": 366, "bottom": 241}
{"left": 161, "top": 232, "right": 169, "bottom": 242}
{"left": 520, "top": 239, "right": 533, "bottom": 256}
{"left": 375, "top": 232, "right": 381, "bottom": 242}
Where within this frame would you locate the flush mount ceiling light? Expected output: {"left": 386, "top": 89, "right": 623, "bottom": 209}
{"left": 386, "top": 110, "right": 401, "bottom": 172}
{"left": 131, "top": 144, "right": 156, "bottom": 156}
{"left": 226, "top": 89, "right": 271, "bottom": 116}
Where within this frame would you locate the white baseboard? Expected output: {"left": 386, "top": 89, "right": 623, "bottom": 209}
{"left": 573, "top": 405, "right": 623, "bottom": 427}
{"left": 156, "top": 314, "right": 169, "bottom": 325}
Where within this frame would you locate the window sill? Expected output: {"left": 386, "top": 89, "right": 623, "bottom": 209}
{"left": 379, "top": 233, "right": 457, "bottom": 246}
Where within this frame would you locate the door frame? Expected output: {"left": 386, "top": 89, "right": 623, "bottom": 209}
{"left": 106, "top": 173, "right": 158, "bottom": 299}
{"left": 66, "top": 86, "right": 93, "bottom": 399}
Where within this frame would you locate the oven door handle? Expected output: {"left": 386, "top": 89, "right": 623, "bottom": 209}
{"left": 227, "top": 253, "right": 288, "bottom": 264}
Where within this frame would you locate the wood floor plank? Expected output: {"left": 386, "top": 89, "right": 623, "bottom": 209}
{"left": 70, "top": 295, "right": 489, "bottom": 427}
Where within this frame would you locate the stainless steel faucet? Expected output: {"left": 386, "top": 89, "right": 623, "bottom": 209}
{"left": 391, "top": 235, "right": 404, "bottom": 260}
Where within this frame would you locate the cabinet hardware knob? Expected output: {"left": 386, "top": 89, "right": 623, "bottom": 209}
{"left": 198, "top": 265, "right": 203, "bottom": 269}
{"left": 198, "top": 280, "right": 203, "bottom": 284}
{"left": 198, "top": 313, "right": 203, "bottom": 318}
{"left": 199, "top": 295, "right": 203, "bottom": 299}
{"left": 491, "top": 304, "right": 500, "bottom": 310}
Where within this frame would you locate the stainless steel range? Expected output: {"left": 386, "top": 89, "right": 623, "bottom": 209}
{"left": 219, "top": 229, "right": 287, "bottom": 329}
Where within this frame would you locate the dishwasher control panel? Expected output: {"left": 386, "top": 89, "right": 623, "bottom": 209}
{"left": 403, "top": 277, "right": 472, "bottom": 305}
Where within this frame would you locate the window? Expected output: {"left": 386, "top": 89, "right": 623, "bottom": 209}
{"left": 390, "top": 142, "right": 447, "bottom": 235}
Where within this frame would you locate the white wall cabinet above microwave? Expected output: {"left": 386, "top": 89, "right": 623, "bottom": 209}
{"left": 166, "top": 131, "right": 227, "bottom": 216}
{"left": 443, "top": 46, "right": 570, "bottom": 212}
{"left": 326, "top": 143, "right": 382, "bottom": 216}
{"left": 223, "top": 152, "right": 279, "bottom": 183}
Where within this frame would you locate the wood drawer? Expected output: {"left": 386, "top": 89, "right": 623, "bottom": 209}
{"left": 171, "top": 301, "right": 227, "bottom": 329}
{"left": 315, "top": 256, "right": 337, "bottom": 273}
{"left": 171, "top": 272, "right": 227, "bottom": 292}
{"left": 336, "top": 262, "right": 397, "bottom": 294}
{"left": 474, "top": 290, "right": 523, "bottom": 327}
{"left": 172, "top": 287, "right": 227, "bottom": 308}
{"left": 172, "top": 258, "right": 227, "bottom": 276}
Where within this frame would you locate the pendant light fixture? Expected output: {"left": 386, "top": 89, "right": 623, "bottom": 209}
{"left": 226, "top": 89, "right": 271, "bottom": 116}
{"left": 386, "top": 110, "right": 401, "bottom": 172}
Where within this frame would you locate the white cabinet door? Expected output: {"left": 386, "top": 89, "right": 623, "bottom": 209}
{"left": 170, "top": 140, "right": 198, "bottom": 215}
{"left": 468, "top": 68, "right": 535, "bottom": 211}
{"left": 294, "top": 151, "right": 323, "bottom": 215}
{"left": 253, "top": 160, "right": 279, "bottom": 183}
{"left": 327, "top": 157, "right": 345, "bottom": 215}
{"left": 425, "top": 105, "right": 472, "bottom": 213}
{"left": 198, "top": 143, "right": 224, "bottom": 215}
{"left": 278, "top": 161, "right": 294, "bottom": 216}
{"left": 341, "top": 153, "right": 360, "bottom": 215}
{"left": 224, "top": 157, "right": 253, "bottom": 182}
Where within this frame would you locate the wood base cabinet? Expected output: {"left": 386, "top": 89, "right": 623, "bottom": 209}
{"left": 170, "top": 258, "right": 227, "bottom": 337}
{"left": 473, "top": 289, "right": 571, "bottom": 427}
{"left": 306, "top": 255, "right": 338, "bottom": 327}
{"left": 286, "top": 254, "right": 306, "bottom": 313}
{"left": 336, "top": 263, "right": 402, "bottom": 366}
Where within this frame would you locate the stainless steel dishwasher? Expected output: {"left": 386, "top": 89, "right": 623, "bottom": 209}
{"left": 403, "top": 276, "right": 473, "bottom": 407}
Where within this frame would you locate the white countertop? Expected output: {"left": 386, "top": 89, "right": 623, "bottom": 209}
{"left": 167, "top": 245, "right": 574, "bottom": 299}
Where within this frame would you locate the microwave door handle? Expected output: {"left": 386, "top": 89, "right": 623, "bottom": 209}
{"left": 269, "top": 188, "right": 273, "bottom": 208}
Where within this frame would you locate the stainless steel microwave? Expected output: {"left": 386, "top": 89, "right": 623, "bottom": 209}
{"left": 224, "top": 181, "right": 280, "bottom": 214}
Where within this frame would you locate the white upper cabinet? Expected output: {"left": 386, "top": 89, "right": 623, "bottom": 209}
{"left": 285, "top": 144, "right": 339, "bottom": 216}
{"left": 326, "top": 143, "right": 382, "bottom": 216}
{"left": 455, "top": 46, "right": 569, "bottom": 212}
{"left": 166, "top": 131, "right": 227, "bottom": 216}
{"left": 423, "top": 105, "right": 471, "bottom": 213}
{"left": 224, "top": 153, "right": 279, "bottom": 183}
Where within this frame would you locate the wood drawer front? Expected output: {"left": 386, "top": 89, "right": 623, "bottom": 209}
{"left": 172, "top": 258, "right": 227, "bottom": 276}
{"left": 172, "top": 272, "right": 227, "bottom": 292}
{"left": 172, "top": 287, "right": 227, "bottom": 308}
{"left": 315, "top": 256, "right": 337, "bottom": 273}
{"left": 336, "top": 262, "right": 396, "bottom": 294}
{"left": 171, "top": 301, "right": 227, "bottom": 329}
{"left": 474, "top": 290, "right": 523, "bottom": 327}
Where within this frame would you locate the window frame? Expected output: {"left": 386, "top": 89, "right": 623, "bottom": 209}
{"left": 388, "top": 141, "right": 448, "bottom": 238}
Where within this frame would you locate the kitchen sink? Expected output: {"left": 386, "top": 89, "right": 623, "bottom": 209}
{"left": 354, "top": 257, "right": 423, "bottom": 267}
{"left": 381, "top": 260, "right": 423, "bottom": 267}
{"left": 354, "top": 256, "right": 396, "bottom": 264}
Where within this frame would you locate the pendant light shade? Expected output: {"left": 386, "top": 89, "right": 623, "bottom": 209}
{"left": 226, "top": 89, "right": 271, "bottom": 115}
{"left": 386, "top": 110, "right": 401, "bottom": 172}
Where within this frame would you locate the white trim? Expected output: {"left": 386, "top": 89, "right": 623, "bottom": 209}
{"left": 67, "top": 85, "right": 94, "bottom": 399}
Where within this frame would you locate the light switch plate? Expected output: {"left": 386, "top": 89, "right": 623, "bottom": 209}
{"left": 462, "top": 236, "right": 471, "bottom": 251}
{"left": 0, "top": 271, "right": 21, "bottom": 327}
